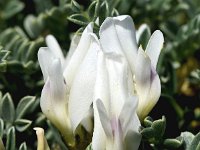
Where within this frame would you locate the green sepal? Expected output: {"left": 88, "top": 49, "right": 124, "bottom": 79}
{"left": 141, "top": 116, "right": 166, "bottom": 144}
{"left": 163, "top": 137, "right": 183, "bottom": 149}
{"left": 143, "top": 116, "right": 153, "bottom": 127}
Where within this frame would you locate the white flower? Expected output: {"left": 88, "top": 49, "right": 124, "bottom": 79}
{"left": 92, "top": 51, "right": 141, "bottom": 150}
{"left": 38, "top": 23, "right": 100, "bottom": 146}
{"left": 99, "top": 15, "right": 164, "bottom": 120}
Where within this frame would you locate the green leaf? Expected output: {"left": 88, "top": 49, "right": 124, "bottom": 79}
{"left": 137, "top": 24, "right": 151, "bottom": 49}
{"left": 85, "top": 143, "right": 92, "bottom": 150}
{"left": 1, "top": 1, "right": 24, "bottom": 19}
{"left": 15, "top": 119, "right": 32, "bottom": 132}
{"left": 6, "top": 127, "right": 15, "bottom": 150}
{"left": 111, "top": 8, "right": 119, "bottom": 16}
{"left": 68, "top": 14, "right": 89, "bottom": 26}
{"left": 19, "top": 142, "right": 27, "bottom": 150}
{"left": 88, "top": 1, "right": 97, "bottom": 20}
{"left": 15, "top": 96, "right": 36, "bottom": 119}
{"left": 189, "top": 132, "right": 200, "bottom": 150}
{"left": 0, "top": 48, "right": 10, "bottom": 72}
{"left": 0, "top": 136, "right": 5, "bottom": 150}
{"left": 24, "top": 15, "right": 42, "bottom": 38}
{"left": 0, "top": 119, "right": 4, "bottom": 137}
{"left": 71, "top": 0, "right": 82, "bottom": 12}
{"left": 99, "top": 1, "right": 109, "bottom": 25}
{"left": 0, "top": 93, "right": 15, "bottom": 122}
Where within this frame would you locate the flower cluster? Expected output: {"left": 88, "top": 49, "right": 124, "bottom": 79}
{"left": 37, "top": 15, "right": 164, "bottom": 150}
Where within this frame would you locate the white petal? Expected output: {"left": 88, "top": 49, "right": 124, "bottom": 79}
{"left": 139, "top": 69, "right": 161, "bottom": 119}
{"left": 105, "top": 53, "right": 128, "bottom": 117}
{"left": 100, "top": 15, "right": 138, "bottom": 73}
{"left": 40, "top": 59, "right": 74, "bottom": 145}
{"left": 80, "top": 109, "right": 93, "bottom": 133}
{"left": 68, "top": 37, "right": 99, "bottom": 131}
{"left": 45, "top": 35, "right": 65, "bottom": 65}
{"left": 92, "top": 106, "right": 106, "bottom": 150}
{"left": 65, "top": 34, "right": 81, "bottom": 67}
{"left": 119, "top": 97, "right": 141, "bottom": 150}
{"left": 63, "top": 23, "right": 95, "bottom": 88}
{"left": 96, "top": 99, "right": 112, "bottom": 137}
{"left": 94, "top": 50, "right": 110, "bottom": 110}
{"left": 135, "top": 47, "right": 151, "bottom": 119}
{"left": 145, "top": 30, "right": 164, "bottom": 69}
{"left": 38, "top": 47, "right": 54, "bottom": 81}
{"left": 99, "top": 17, "right": 124, "bottom": 55}
{"left": 124, "top": 130, "right": 141, "bottom": 150}
{"left": 119, "top": 96, "right": 140, "bottom": 138}
{"left": 92, "top": 51, "right": 110, "bottom": 150}
{"left": 113, "top": 15, "right": 138, "bottom": 73}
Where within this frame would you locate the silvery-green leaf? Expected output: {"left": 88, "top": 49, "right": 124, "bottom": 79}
{"left": 16, "top": 96, "right": 36, "bottom": 119}
{"left": 88, "top": 1, "right": 97, "bottom": 20}
{"left": 189, "top": 132, "right": 200, "bottom": 150}
{"left": 68, "top": 14, "right": 89, "bottom": 26}
{"left": 111, "top": 8, "right": 119, "bottom": 16}
{"left": 180, "top": 131, "right": 195, "bottom": 150}
{"left": 15, "top": 119, "right": 32, "bottom": 132}
{"left": 6, "top": 127, "right": 15, "bottom": 150}
{"left": 24, "top": 15, "right": 41, "bottom": 38}
{"left": 0, "top": 93, "right": 15, "bottom": 122}
{"left": 0, "top": 119, "right": 4, "bottom": 137}
{"left": 0, "top": 92, "right": 2, "bottom": 100}
{"left": 71, "top": 0, "right": 82, "bottom": 12}
{"left": 99, "top": 1, "right": 109, "bottom": 24}
{"left": 19, "top": 142, "right": 27, "bottom": 150}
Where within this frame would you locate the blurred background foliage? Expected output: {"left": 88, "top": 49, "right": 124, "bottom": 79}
{"left": 0, "top": 0, "right": 200, "bottom": 149}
